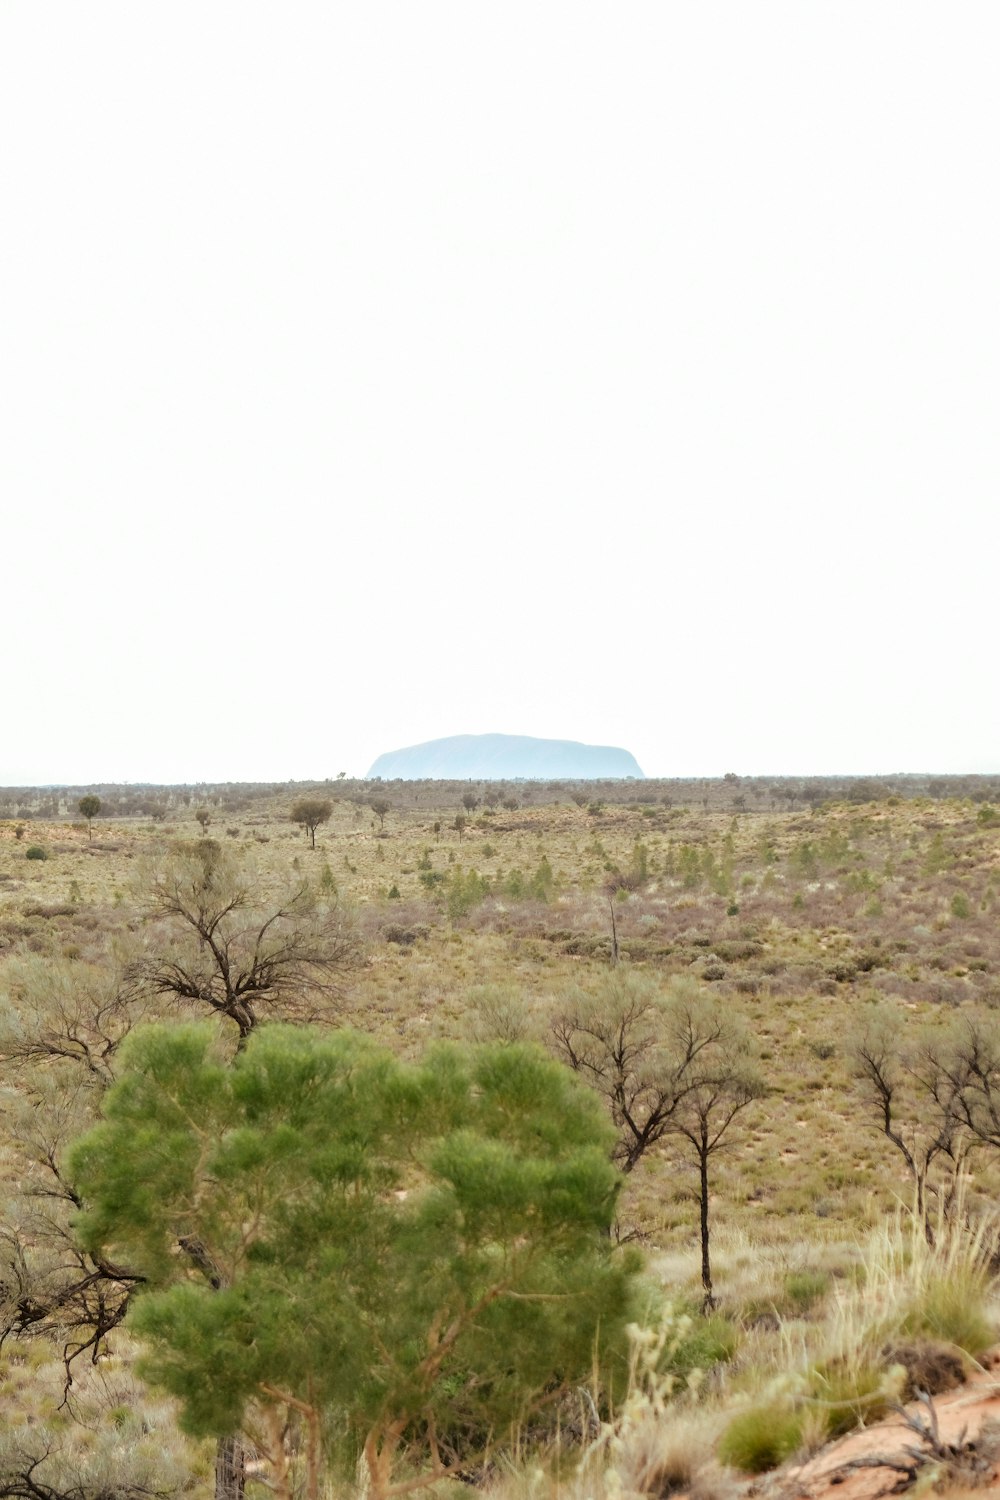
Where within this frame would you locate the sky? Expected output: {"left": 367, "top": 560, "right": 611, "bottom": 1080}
{"left": 2, "top": 4, "right": 998, "bottom": 785}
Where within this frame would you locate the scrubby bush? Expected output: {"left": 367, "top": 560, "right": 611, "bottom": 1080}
{"left": 783, "top": 1269, "right": 831, "bottom": 1315}
{"left": 719, "top": 1405, "right": 804, "bottom": 1472}
{"left": 71, "top": 1025, "right": 640, "bottom": 1498}
{"left": 25, "top": 846, "right": 48, "bottom": 861}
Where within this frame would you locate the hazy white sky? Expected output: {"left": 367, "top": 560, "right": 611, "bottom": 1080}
{"left": 2, "top": 4, "right": 997, "bottom": 784}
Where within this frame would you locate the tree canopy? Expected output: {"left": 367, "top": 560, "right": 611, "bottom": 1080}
{"left": 70, "top": 1024, "right": 638, "bottom": 1500}
{"left": 289, "top": 797, "right": 333, "bottom": 849}
{"left": 78, "top": 794, "right": 101, "bottom": 839}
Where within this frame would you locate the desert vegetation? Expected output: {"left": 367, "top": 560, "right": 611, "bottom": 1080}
{"left": 3, "top": 773, "right": 1000, "bottom": 1498}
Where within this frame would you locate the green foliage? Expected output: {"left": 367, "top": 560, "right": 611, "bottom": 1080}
{"left": 718, "top": 1405, "right": 803, "bottom": 1472}
{"left": 789, "top": 841, "right": 818, "bottom": 879}
{"left": 528, "top": 854, "right": 555, "bottom": 901}
{"left": 702, "top": 846, "right": 733, "bottom": 896}
{"left": 661, "top": 1308, "right": 739, "bottom": 1383}
{"left": 819, "top": 829, "right": 852, "bottom": 864}
{"left": 809, "top": 1355, "right": 890, "bottom": 1437}
{"left": 923, "top": 832, "right": 953, "bottom": 874}
{"left": 78, "top": 794, "right": 101, "bottom": 823}
{"left": 446, "top": 867, "right": 490, "bottom": 920}
{"left": 290, "top": 797, "right": 333, "bottom": 847}
{"left": 25, "top": 845, "right": 48, "bottom": 861}
{"left": 900, "top": 1274, "right": 995, "bottom": 1357}
{"left": 497, "top": 858, "right": 556, "bottom": 902}
{"left": 756, "top": 834, "right": 778, "bottom": 865}
{"left": 464, "top": 985, "right": 533, "bottom": 1046}
{"left": 783, "top": 1269, "right": 831, "bottom": 1315}
{"left": 370, "top": 798, "right": 391, "bottom": 829}
{"left": 70, "top": 1025, "right": 636, "bottom": 1493}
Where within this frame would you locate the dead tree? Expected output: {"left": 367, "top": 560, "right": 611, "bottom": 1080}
{"left": 129, "top": 845, "right": 358, "bottom": 1043}
{"left": 852, "top": 1009, "right": 977, "bottom": 1239}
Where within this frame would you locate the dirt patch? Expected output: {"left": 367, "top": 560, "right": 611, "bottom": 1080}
{"left": 771, "top": 1362, "right": 1000, "bottom": 1500}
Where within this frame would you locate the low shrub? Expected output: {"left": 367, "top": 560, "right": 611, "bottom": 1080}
{"left": 808, "top": 1354, "right": 891, "bottom": 1438}
{"left": 900, "top": 1274, "right": 994, "bottom": 1357}
{"left": 718, "top": 1405, "right": 803, "bottom": 1472}
{"left": 783, "top": 1269, "right": 831, "bottom": 1315}
{"left": 661, "top": 1309, "right": 740, "bottom": 1385}
{"left": 25, "top": 846, "right": 49, "bottom": 861}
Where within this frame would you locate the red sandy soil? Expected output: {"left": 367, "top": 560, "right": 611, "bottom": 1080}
{"left": 761, "top": 1358, "right": 1000, "bottom": 1500}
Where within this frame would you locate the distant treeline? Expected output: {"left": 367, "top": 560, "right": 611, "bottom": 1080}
{"left": 3, "top": 773, "right": 1000, "bottom": 821}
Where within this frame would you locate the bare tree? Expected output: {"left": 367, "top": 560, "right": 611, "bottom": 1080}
{"left": 127, "top": 845, "right": 358, "bottom": 1043}
{"left": 665, "top": 1004, "right": 764, "bottom": 1308}
{"left": 0, "top": 959, "right": 151, "bottom": 1401}
{"left": 0, "top": 1085, "right": 144, "bottom": 1381}
{"left": 0, "top": 956, "right": 166, "bottom": 1089}
{"left": 947, "top": 1013, "right": 1000, "bottom": 1151}
{"left": 851, "top": 1007, "right": 976, "bottom": 1238}
{"left": 551, "top": 974, "right": 718, "bottom": 1174}
{"left": 552, "top": 977, "right": 762, "bottom": 1299}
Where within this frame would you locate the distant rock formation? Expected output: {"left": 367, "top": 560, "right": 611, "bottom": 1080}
{"left": 366, "top": 734, "right": 644, "bottom": 781}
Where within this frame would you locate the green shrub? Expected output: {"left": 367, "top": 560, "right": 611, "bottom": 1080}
{"left": 784, "top": 1269, "right": 831, "bottom": 1314}
{"left": 447, "top": 868, "right": 490, "bottom": 920}
{"left": 873, "top": 1207, "right": 997, "bottom": 1362}
{"left": 901, "top": 1276, "right": 994, "bottom": 1357}
{"left": 808, "top": 1356, "right": 889, "bottom": 1438}
{"left": 666, "top": 1310, "right": 739, "bottom": 1380}
{"left": 719, "top": 1405, "right": 803, "bottom": 1472}
{"left": 25, "top": 846, "right": 49, "bottom": 861}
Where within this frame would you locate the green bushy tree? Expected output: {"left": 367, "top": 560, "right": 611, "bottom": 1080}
{"left": 289, "top": 797, "right": 333, "bottom": 849}
{"left": 70, "top": 1025, "right": 638, "bottom": 1500}
{"left": 78, "top": 794, "right": 101, "bottom": 840}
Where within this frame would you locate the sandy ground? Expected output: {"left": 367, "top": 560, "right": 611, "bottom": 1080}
{"left": 762, "top": 1359, "right": 1000, "bottom": 1500}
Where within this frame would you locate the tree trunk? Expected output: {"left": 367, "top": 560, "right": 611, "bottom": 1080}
{"left": 215, "top": 1435, "right": 246, "bottom": 1500}
{"left": 699, "top": 1135, "right": 714, "bottom": 1311}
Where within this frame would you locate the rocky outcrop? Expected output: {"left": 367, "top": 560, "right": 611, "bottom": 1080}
{"left": 366, "top": 734, "right": 644, "bottom": 781}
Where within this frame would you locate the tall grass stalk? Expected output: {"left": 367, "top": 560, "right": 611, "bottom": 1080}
{"left": 863, "top": 1185, "right": 1000, "bottom": 1360}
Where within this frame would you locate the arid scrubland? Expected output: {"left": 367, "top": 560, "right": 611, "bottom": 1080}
{"left": 2, "top": 773, "right": 1000, "bottom": 1499}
